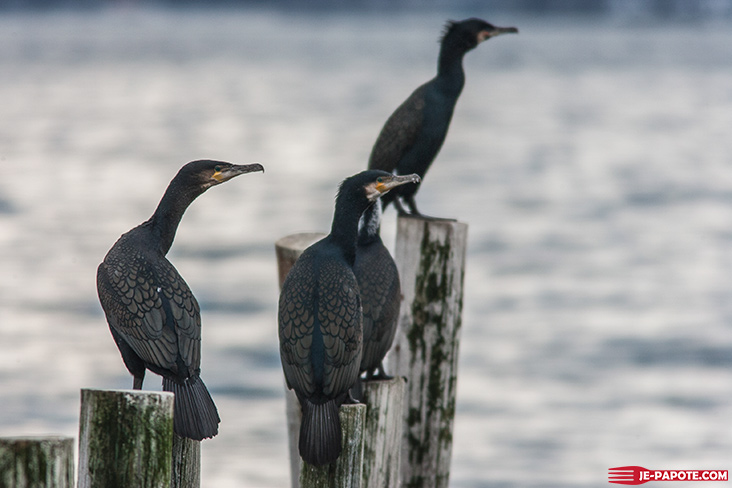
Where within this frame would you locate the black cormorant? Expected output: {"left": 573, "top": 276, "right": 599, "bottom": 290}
{"left": 97, "top": 160, "right": 264, "bottom": 440}
{"left": 354, "top": 200, "right": 400, "bottom": 381}
{"left": 278, "top": 170, "right": 419, "bottom": 466}
{"left": 368, "top": 18, "right": 517, "bottom": 217}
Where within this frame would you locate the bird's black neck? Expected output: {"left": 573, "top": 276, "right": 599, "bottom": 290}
{"left": 436, "top": 40, "right": 467, "bottom": 97}
{"left": 147, "top": 178, "right": 206, "bottom": 256}
{"left": 330, "top": 197, "right": 372, "bottom": 267}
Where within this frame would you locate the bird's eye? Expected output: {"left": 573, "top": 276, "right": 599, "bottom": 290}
{"left": 376, "top": 177, "right": 383, "bottom": 183}
{"left": 214, "top": 165, "right": 223, "bottom": 173}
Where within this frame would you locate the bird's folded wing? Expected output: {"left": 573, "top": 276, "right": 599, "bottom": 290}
{"left": 368, "top": 84, "right": 428, "bottom": 172}
{"left": 278, "top": 256, "right": 317, "bottom": 396}
{"left": 97, "top": 258, "right": 201, "bottom": 376}
{"left": 317, "top": 260, "right": 362, "bottom": 398}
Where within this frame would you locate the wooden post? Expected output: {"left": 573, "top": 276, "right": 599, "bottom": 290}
{"left": 361, "top": 378, "right": 405, "bottom": 488}
{"left": 171, "top": 435, "right": 200, "bottom": 488}
{"left": 77, "top": 389, "right": 174, "bottom": 488}
{"left": 0, "top": 436, "right": 74, "bottom": 488}
{"left": 298, "top": 404, "right": 366, "bottom": 488}
{"left": 275, "top": 232, "right": 327, "bottom": 488}
{"left": 386, "top": 216, "right": 468, "bottom": 488}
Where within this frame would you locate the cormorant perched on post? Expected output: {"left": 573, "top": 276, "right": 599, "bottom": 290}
{"left": 97, "top": 160, "right": 264, "bottom": 441}
{"left": 278, "top": 170, "right": 419, "bottom": 466}
{"left": 368, "top": 18, "right": 517, "bottom": 217}
{"left": 354, "top": 200, "right": 400, "bottom": 381}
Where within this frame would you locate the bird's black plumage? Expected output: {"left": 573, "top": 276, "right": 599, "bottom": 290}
{"left": 97, "top": 159, "right": 264, "bottom": 440}
{"left": 278, "top": 170, "right": 419, "bottom": 466}
{"left": 368, "top": 18, "right": 517, "bottom": 217}
{"left": 354, "top": 200, "right": 400, "bottom": 381}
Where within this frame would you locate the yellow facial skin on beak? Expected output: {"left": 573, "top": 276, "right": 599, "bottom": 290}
{"left": 212, "top": 170, "right": 225, "bottom": 182}
{"left": 375, "top": 182, "right": 387, "bottom": 193}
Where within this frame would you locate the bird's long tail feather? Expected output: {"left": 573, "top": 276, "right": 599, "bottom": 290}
{"left": 299, "top": 398, "right": 342, "bottom": 466}
{"left": 163, "top": 375, "right": 220, "bottom": 441}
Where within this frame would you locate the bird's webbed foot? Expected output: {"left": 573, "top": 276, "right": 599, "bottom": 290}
{"left": 393, "top": 197, "right": 411, "bottom": 216}
{"left": 344, "top": 390, "right": 362, "bottom": 405}
{"left": 393, "top": 196, "right": 457, "bottom": 221}
{"left": 402, "top": 197, "right": 456, "bottom": 222}
{"left": 405, "top": 196, "right": 421, "bottom": 216}
{"left": 421, "top": 214, "right": 458, "bottom": 222}
{"left": 372, "top": 363, "right": 394, "bottom": 381}
{"left": 394, "top": 196, "right": 457, "bottom": 222}
{"left": 363, "top": 363, "right": 394, "bottom": 382}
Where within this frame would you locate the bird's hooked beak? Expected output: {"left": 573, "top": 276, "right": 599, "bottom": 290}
{"left": 478, "top": 26, "right": 518, "bottom": 43}
{"left": 376, "top": 173, "right": 421, "bottom": 194}
{"left": 212, "top": 163, "right": 265, "bottom": 183}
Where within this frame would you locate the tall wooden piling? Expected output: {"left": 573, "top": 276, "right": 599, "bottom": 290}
{"left": 0, "top": 436, "right": 74, "bottom": 488}
{"left": 387, "top": 216, "right": 468, "bottom": 488}
{"left": 275, "top": 232, "right": 327, "bottom": 488}
{"left": 171, "top": 435, "right": 200, "bottom": 488}
{"left": 77, "top": 389, "right": 174, "bottom": 488}
{"left": 298, "top": 404, "right": 367, "bottom": 488}
{"left": 361, "top": 378, "right": 405, "bottom": 488}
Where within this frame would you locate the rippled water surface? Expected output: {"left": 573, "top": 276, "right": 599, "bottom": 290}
{"left": 1, "top": 7, "right": 731, "bottom": 487}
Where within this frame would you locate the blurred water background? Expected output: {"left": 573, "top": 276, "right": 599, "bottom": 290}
{"left": 1, "top": 3, "right": 732, "bottom": 487}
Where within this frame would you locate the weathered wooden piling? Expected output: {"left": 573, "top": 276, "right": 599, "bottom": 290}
{"left": 77, "top": 389, "right": 174, "bottom": 488}
{"left": 361, "top": 378, "right": 405, "bottom": 488}
{"left": 386, "top": 216, "right": 468, "bottom": 488}
{"left": 0, "top": 436, "right": 74, "bottom": 488}
{"left": 298, "top": 404, "right": 367, "bottom": 488}
{"left": 275, "top": 232, "right": 327, "bottom": 488}
{"left": 171, "top": 435, "right": 200, "bottom": 488}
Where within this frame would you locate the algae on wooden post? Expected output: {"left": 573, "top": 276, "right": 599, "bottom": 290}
{"left": 387, "top": 216, "right": 468, "bottom": 488}
{"left": 0, "top": 436, "right": 74, "bottom": 488}
{"left": 77, "top": 389, "right": 174, "bottom": 488}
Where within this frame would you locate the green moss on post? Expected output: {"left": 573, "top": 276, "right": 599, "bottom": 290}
{"left": 0, "top": 436, "right": 74, "bottom": 488}
{"left": 77, "top": 389, "right": 174, "bottom": 488}
{"left": 387, "top": 216, "right": 468, "bottom": 488}
{"left": 299, "top": 404, "right": 366, "bottom": 488}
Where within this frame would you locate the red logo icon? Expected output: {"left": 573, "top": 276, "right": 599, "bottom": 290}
{"left": 608, "top": 466, "right": 728, "bottom": 484}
